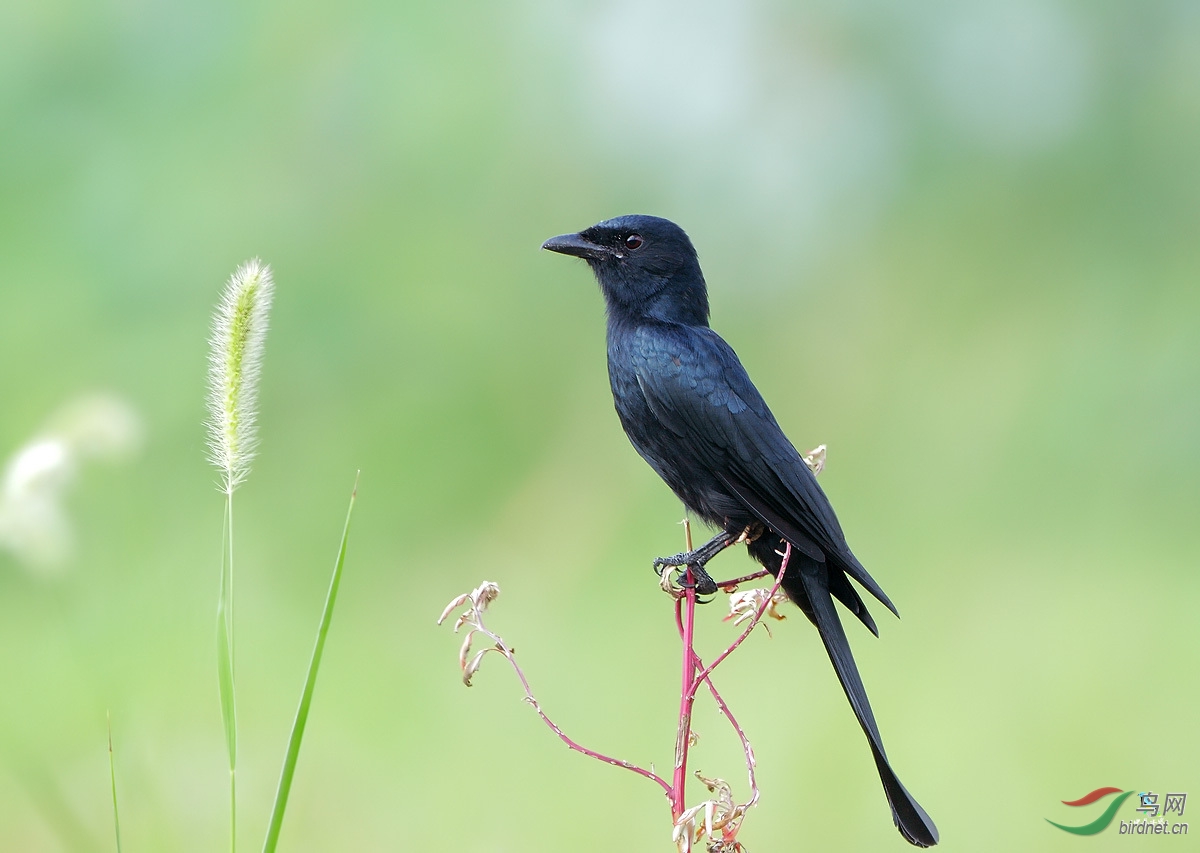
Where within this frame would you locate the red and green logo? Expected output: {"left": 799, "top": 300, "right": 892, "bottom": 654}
{"left": 1047, "top": 787, "right": 1136, "bottom": 835}
{"left": 1047, "top": 788, "right": 1190, "bottom": 836}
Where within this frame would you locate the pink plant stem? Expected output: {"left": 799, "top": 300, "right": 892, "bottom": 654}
{"left": 673, "top": 543, "right": 792, "bottom": 819}
{"left": 672, "top": 577, "right": 698, "bottom": 819}
{"left": 475, "top": 625, "right": 673, "bottom": 797}
{"left": 712, "top": 568, "right": 772, "bottom": 589}
{"left": 686, "top": 544, "right": 791, "bottom": 706}
{"left": 691, "top": 652, "right": 760, "bottom": 808}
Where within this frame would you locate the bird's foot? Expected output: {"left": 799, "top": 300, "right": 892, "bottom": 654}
{"left": 733, "top": 523, "right": 764, "bottom": 546}
{"left": 653, "top": 528, "right": 744, "bottom": 598}
{"left": 653, "top": 555, "right": 719, "bottom": 598}
{"left": 680, "top": 564, "right": 718, "bottom": 598}
{"left": 652, "top": 550, "right": 693, "bottom": 572}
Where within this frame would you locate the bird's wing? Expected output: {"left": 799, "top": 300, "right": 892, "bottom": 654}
{"left": 631, "top": 324, "right": 896, "bottom": 614}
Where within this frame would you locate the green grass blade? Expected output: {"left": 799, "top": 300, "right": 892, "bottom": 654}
{"left": 217, "top": 494, "right": 238, "bottom": 852}
{"left": 107, "top": 713, "right": 121, "bottom": 853}
{"left": 261, "top": 473, "right": 359, "bottom": 853}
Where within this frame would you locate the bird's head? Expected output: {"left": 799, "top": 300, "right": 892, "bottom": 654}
{"left": 542, "top": 215, "right": 709, "bottom": 326}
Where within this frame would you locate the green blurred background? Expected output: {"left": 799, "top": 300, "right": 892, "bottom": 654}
{"left": 1, "top": 0, "right": 1197, "bottom": 850}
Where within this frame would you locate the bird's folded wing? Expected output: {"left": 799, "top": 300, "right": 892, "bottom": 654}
{"left": 630, "top": 326, "right": 843, "bottom": 545}
{"left": 631, "top": 325, "right": 896, "bottom": 614}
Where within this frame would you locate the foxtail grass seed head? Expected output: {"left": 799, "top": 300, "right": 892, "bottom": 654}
{"left": 207, "top": 259, "right": 274, "bottom": 493}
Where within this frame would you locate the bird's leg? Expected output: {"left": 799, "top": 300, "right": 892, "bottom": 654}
{"left": 653, "top": 529, "right": 736, "bottom": 570}
{"left": 708, "top": 524, "right": 771, "bottom": 590}
{"left": 653, "top": 529, "right": 739, "bottom": 597}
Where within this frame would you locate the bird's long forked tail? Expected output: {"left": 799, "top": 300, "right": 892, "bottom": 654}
{"left": 792, "top": 562, "right": 939, "bottom": 847}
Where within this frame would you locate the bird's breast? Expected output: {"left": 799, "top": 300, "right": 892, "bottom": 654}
{"left": 604, "top": 336, "right": 748, "bottom": 530}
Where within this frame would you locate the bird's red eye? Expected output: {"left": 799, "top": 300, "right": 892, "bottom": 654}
{"left": 624, "top": 234, "right": 644, "bottom": 250}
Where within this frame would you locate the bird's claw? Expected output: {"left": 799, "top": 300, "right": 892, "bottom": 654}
{"left": 654, "top": 553, "right": 688, "bottom": 597}
{"left": 657, "top": 566, "right": 684, "bottom": 597}
{"left": 654, "top": 557, "right": 718, "bottom": 598}
{"left": 653, "top": 552, "right": 690, "bottom": 572}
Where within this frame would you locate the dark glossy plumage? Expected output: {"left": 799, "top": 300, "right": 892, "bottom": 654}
{"left": 543, "top": 214, "right": 938, "bottom": 847}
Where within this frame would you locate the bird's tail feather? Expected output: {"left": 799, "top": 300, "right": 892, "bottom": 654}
{"left": 828, "top": 569, "right": 879, "bottom": 637}
{"left": 788, "top": 561, "right": 939, "bottom": 848}
{"left": 726, "top": 475, "right": 896, "bottom": 624}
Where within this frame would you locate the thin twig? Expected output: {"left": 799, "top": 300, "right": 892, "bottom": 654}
{"left": 689, "top": 650, "right": 758, "bottom": 814}
{"left": 439, "top": 586, "right": 672, "bottom": 797}
{"left": 493, "top": 626, "right": 672, "bottom": 795}
{"left": 440, "top": 528, "right": 795, "bottom": 852}
{"left": 686, "top": 545, "right": 790, "bottom": 706}
{"left": 670, "top": 520, "right": 701, "bottom": 819}
{"left": 712, "top": 568, "right": 772, "bottom": 590}
{"left": 670, "top": 543, "right": 792, "bottom": 849}
{"left": 672, "top": 578, "right": 699, "bottom": 818}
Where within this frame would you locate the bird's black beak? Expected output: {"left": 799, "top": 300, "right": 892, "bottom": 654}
{"left": 541, "top": 232, "right": 610, "bottom": 261}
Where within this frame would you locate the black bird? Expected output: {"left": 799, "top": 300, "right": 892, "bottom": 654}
{"left": 542, "top": 215, "right": 938, "bottom": 847}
